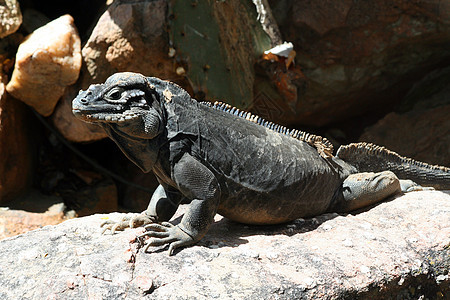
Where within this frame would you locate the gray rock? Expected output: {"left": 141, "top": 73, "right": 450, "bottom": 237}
{"left": 270, "top": 0, "right": 450, "bottom": 126}
{"left": 0, "top": 191, "right": 449, "bottom": 299}
{"left": 360, "top": 66, "right": 450, "bottom": 167}
{"left": 359, "top": 67, "right": 450, "bottom": 166}
{"left": 360, "top": 105, "right": 450, "bottom": 167}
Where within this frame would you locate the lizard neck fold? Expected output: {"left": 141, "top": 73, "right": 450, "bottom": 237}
{"left": 101, "top": 123, "right": 166, "bottom": 173}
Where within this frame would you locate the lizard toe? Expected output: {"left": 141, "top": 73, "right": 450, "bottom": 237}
{"left": 128, "top": 214, "right": 155, "bottom": 228}
{"left": 140, "top": 223, "right": 194, "bottom": 255}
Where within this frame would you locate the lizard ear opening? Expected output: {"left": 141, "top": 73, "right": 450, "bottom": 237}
{"left": 146, "top": 90, "right": 160, "bottom": 106}
{"left": 145, "top": 85, "right": 167, "bottom": 123}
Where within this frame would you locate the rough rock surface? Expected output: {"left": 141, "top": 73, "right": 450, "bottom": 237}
{"left": 81, "top": 0, "right": 182, "bottom": 86}
{"left": 360, "top": 105, "right": 450, "bottom": 167}
{"left": 0, "top": 0, "right": 22, "bottom": 38}
{"left": 63, "top": 0, "right": 186, "bottom": 142}
{"left": 0, "top": 203, "right": 67, "bottom": 240}
{"left": 0, "top": 191, "right": 448, "bottom": 299}
{"left": 0, "top": 74, "right": 34, "bottom": 203}
{"left": 270, "top": 0, "right": 450, "bottom": 126}
{"left": 360, "top": 66, "right": 450, "bottom": 166}
{"left": 52, "top": 86, "right": 107, "bottom": 143}
{"left": 6, "top": 14, "right": 82, "bottom": 116}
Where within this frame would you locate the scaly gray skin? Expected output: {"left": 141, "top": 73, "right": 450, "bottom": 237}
{"left": 72, "top": 72, "right": 450, "bottom": 255}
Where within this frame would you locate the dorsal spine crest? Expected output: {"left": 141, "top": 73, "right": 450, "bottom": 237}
{"left": 202, "top": 101, "right": 334, "bottom": 158}
{"left": 337, "top": 142, "right": 450, "bottom": 173}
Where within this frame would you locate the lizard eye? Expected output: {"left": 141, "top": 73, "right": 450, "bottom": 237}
{"left": 105, "top": 88, "right": 123, "bottom": 100}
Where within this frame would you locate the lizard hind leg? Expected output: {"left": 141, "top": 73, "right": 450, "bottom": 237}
{"left": 333, "top": 171, "right": 402, "bottom": 212}
{"left": 399, "top": 179, "right": 435, "bottom": 192}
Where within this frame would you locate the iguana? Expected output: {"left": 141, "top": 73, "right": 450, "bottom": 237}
{"left": 72, "top": 72, "right": 450, "bottom": 255}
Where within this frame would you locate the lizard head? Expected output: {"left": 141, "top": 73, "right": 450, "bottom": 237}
{"left": 72, "top": 72, "right": 165, "bottom": 139}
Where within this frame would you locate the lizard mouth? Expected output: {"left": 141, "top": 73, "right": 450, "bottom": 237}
{"left": 73, "top": 106, "right": 146, "bottom": 124}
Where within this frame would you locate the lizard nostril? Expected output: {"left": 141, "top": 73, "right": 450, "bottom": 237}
{"left": 80, "top": 98, "right": 88, "bottom": 104}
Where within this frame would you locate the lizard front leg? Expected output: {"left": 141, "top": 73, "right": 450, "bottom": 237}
{"left": 101, "top": 184, "right": 182, "bottom": 233}
{"left": 139, "top": 153, "right": 221, "bottom": 255}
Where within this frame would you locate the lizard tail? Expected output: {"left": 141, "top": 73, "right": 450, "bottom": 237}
{"left": 336, "top": 142, "right": 450, "bottom": 190}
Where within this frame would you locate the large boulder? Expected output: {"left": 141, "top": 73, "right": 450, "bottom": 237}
{"left": 0, "top": 190, "right": 448, "bottom": 299}
{"left": 360, "top": 105, "right": 450, "bottom": 167}
{"left": 269, "top": 0, "right": 450, "bottom": 126}
{"left": 56, "top": 0, "right": 185, "bottom": 142}
{"left": 6, "top": 14, "right": 82, "bottom": 116}
{"left": 0, "top": 0, "right": 22, "bottom": 38}
{"left": 360, "top": 66, "right": 450, "bottom": 166}
{"left": 81, "top": 0, "right": 181, "bottom": 86}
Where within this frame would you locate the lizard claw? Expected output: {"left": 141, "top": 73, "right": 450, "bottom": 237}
{"left": 138, "top": 222, "right": 194, "bottom": 255}
{"left": 100, "top": 222, "right": 122, "bottom": 234}
{"left": 101, "top": 218, "right": 132, "bottom": 234}
{"left": 101, "top": 213, "right": 155, "bottom": 234}
{"left": 400, "top": 179, "right": 435, "bottom": 192}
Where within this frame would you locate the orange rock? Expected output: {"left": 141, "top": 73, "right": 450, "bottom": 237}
{"left": 51, "top": 86, "right": 107, "bottom": 143}
{"left": 6, "top": 14, "right": 81, "bottom": 116}
{"left": 0, "top": 73, "right": 34, "bottom": 204}
{"left": 80, "top": 0, "right": 186, "bottom": 87}
{"left": 0, "top": 203, "right": 68, "bottom": 240}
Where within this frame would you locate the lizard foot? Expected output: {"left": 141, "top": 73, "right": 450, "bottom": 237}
{"left": 400, "top": 179, "right": 435, "bottom": 192}
{"left": 137, "top": 222, "right": 194, "bottom": 255}
{"left": 101, "top": 213, "right": 155, "bottom": 234}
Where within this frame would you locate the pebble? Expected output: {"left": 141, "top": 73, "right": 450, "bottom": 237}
{"left": 342, "top": 239, "right": 353, "bottom": 247}
{"left": 0, "top": 0, "right": 22, "bottom": 38}
{"left": 407, "top": 237, "right": 418, "bottom": 243}
{"left": 322, "top": 224, "right": 332, "bottom": 231}
{"left": 363, "top": 232, "right": 376, "bottom": 240}
{"left": 133, "top": 275, "right": 153, "bottom": 294}
{"left": 436, "top": 274, "right": 448, "bottom": 284}
{"left": 360, "top": 265, "right": 370, "bottom": 274}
